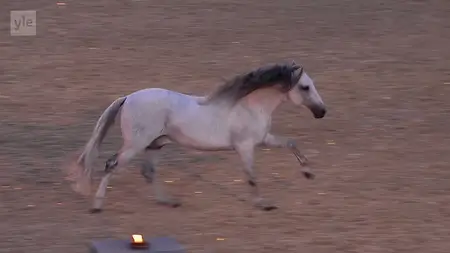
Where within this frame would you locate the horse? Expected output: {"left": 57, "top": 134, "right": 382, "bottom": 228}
{"left": 66, "top": 61, "right": 327, "bottom": 212}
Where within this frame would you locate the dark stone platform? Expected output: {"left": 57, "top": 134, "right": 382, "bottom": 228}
{"left": 89, "top": 237, "right": 185, "bottom": 253}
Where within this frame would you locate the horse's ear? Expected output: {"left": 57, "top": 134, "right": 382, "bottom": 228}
{"left": 290, "top": 60, "right": 301, "bottom": 70}
{"left": 292, "top": 65, "right": 301, "bottom": 71}
{"left": 291, "top": 67, "right": 302, "bottom": 83}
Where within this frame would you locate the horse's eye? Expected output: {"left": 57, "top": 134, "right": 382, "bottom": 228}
{"left": 300, "top": 85, "right": 310, "bottom": 91}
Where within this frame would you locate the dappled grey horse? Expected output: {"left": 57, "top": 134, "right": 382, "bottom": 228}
{"left": 66, "top": 61, "right": 327, "bottom": 212}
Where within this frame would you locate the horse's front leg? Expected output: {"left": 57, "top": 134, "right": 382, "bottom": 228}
{"left": 263, "top": 133, "right": 315, "bottom": 179}
{"left": 234, "top": 141, "right": 277, "bottom": 211}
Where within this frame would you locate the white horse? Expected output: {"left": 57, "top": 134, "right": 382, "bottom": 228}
{"left": 66, "top": 61, "right": 327, "bottom": 212}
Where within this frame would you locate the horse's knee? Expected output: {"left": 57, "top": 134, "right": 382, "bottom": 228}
{"left": 105, "top": 154, "right": 118, "bottom": 173}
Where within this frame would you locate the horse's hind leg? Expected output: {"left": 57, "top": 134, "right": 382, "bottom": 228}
{"left": 90, "top": 146, "right": 141, "bottom": 213}
{"left": 141, "top": 145, "right": 181, "bottom": 208}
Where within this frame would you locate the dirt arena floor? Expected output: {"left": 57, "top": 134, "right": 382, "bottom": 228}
{"left": 1, "top": 0, "right": 450, "bottom": 252}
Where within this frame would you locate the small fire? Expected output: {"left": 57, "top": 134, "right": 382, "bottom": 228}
{"left": 132, "top": 234, "right": 144, "bottom": 244}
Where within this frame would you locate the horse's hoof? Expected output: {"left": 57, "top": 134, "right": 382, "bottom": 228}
{"left": 156, "top": 199, "right": 182, "bottom": 208}
{"left": 303, "top": 171, "right": 315, "bottom": 180}
{"left": 254, "top": 199, "right": 278, "bottom": 211}
{"left": 262, "top": 205, "right": 278, "bottom": 211}
{"left": 171, "top": 202, "right": 181, "bottom": 208}
{"left": 89, "top": 208, "right": 103, "bottom": 213}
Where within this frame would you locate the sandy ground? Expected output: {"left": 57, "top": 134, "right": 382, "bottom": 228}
{"left": 1, "top": 0, "right": 450, "bottom": 252}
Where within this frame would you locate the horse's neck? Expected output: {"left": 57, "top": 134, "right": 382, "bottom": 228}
{"left": 191, "top": 88, "right": 285, "bottom": 119}
{"left": 240, "top": 88, "right": 286, "bottom": 116}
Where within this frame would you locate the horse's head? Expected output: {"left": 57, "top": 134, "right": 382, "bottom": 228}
{"left": 287, "top": 62, "right": 326, "bottom": 119}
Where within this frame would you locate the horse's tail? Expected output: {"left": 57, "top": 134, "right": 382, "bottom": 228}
{"left": 66, "top": 96, "right": 127, "bottom": 195}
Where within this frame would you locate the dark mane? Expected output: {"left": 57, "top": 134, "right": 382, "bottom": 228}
{"left": 201, "top": 62, "right": 301, "bottom": 105}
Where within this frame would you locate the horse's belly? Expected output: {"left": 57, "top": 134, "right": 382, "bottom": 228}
{"left": 166, "top": 118, "right": 232, "bottom": 151}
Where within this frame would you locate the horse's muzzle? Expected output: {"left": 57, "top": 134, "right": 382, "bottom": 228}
{"left": 311, "top": 106, "right": 326, "bottom": 119}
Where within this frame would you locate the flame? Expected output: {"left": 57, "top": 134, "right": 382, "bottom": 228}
{"left": 132, "top": 234, "right": 144, "bottom": 244}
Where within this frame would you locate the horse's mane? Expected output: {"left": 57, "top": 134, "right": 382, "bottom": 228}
{"left": 200, "top": 62, "right": 301, "bottom": 105}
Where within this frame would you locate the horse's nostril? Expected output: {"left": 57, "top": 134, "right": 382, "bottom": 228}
{"left": 313, "top": 107, "right": 326, "bottom": 118}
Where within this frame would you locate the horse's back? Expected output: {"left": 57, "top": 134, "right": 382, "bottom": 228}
{"left": 127, "top": 88, "right": 172, "bottom": 102}
{"left": 121, "top": 87, "right": 198, "bottom": 134}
